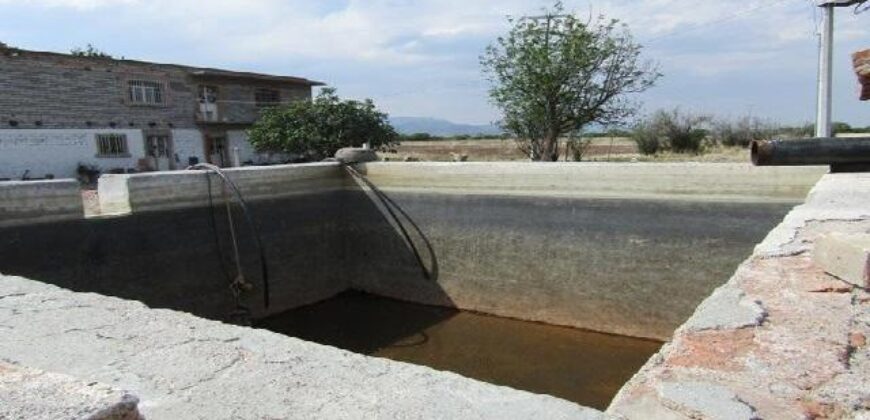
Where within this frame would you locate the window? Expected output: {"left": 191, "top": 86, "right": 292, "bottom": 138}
{"left": 128, "top": 80, "right": 164, "bottom": 105}
{"left": 255, "top": 88, "right": 280, "bottom": 108}
{"left": 96, "top": 134, "right": 129, "bottom": 157}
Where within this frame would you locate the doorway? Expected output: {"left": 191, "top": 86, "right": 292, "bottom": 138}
{"left": 145, "top": 134, "right": 174, "bottom": 171}
{"left": 205, "top": 135, "right": 229, "bottom": 167}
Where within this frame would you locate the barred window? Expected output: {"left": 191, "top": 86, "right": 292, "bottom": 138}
{"left": 96, "top": 134, "right": 129, "bottom": 157}
{"left": 128, "top": 80, "right": 164, "bottom": 105}
{"left": 255, "top": 88, "right": 280, "bottom": 107}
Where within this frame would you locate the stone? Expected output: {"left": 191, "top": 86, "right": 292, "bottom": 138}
{"left": 681, "top": 285, "right": 766, "bottom": 332}
{"left": 656, "top": 381, "right": 758, "bottom": 420}
{"left": 334, "top": 147, "right": 379, "bottom": 163}
{"left": 814, "top": 232, "right": 870, "bottom": 288}
{"left": 0, "top": 361, "right": 142, "bottom": 420}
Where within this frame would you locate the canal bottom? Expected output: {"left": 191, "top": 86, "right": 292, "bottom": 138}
{"left": 254, "top": 291, "right": 663, "bottom": 410}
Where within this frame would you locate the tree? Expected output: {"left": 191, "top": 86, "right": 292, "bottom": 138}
{"left": 70, "top": 44, "right": 113, "bottom": 58}
{"left": 481, "top": 2, "right": 660, "bottom": 161}
{"left": 248, "top": 88, "right": 398, "bottom": 160}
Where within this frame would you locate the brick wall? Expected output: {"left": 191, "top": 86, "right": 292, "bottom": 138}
{"left": 0, "top": 48, "right": 314, "bottom": 130}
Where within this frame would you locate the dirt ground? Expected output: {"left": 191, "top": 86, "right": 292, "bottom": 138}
{"left": 384, "top": 137, "right": 750, "bottom": 163}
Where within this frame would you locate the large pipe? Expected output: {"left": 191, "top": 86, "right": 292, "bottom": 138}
{"left": 751, "top": 138, "right": 870, "bottom": 169}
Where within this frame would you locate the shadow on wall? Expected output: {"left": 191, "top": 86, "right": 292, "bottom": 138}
{"left": 0, "top": 169, "right": 456, "bottom": 335}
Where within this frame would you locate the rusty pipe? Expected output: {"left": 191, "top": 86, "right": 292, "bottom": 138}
{"left": 751, "top": 138, "right": 870, "bottom": 170}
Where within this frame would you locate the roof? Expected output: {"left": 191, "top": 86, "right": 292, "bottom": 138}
{"left": 0, "top": 45, "right": 325, "bottom": 87}
{"left": 188, "top": 69, "right": 324, "bottom": 86}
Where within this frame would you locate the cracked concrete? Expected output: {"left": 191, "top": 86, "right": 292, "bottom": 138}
{"left": 0, "top": 361, "right": 142, "bottom": 420}
{"left": 0, "top": 275, "right": 603, "bottom": 419}
{"left": 608, "top": 173, "right": 870, "bottom": 419}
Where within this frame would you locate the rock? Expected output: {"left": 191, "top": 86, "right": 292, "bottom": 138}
{"left": 656, "top": 381, "right": 758, "bottom": 420}
{"left": 681, "top": 285, "right": 767, "bottom": 332}
{"left": 814, "top": 232, "right": 870, "bottom": 288}
{"left": 334, "top": 147, "right": 379, "bottom": 164}
{"left": 0, "top": 361, "right": 142, "bottom": 420}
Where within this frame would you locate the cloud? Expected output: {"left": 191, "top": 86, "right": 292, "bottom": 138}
{"left": 1, "top": 0, "right": 867, "bottom": 124}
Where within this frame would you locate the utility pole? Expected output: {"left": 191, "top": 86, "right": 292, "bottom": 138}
{"left": 814, "top": 0, "right": 864, "bottom": 137}
{"left": 816, "top": 3, "right": 834, "bottom": 137}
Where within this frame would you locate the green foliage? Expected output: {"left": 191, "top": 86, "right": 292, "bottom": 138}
{"left": 712, "top": 116, "right": 779, "bottom": 148}
{"left": 631, "top": 121, "right": 662, "bottom": 155}
{"left": 248, "top": 88, "right": 399, "bottom": 160}
{"left": 632, "top": 108, "right": 711, "bottom": 155}
{"left": 70, "top": 44, "right": 113, "bottom": 58}
{"left": 402, "top": 132, "right": 439, "bottom": 141}
{"left": 481, "top": 1, "right": 660, "bottom": 161}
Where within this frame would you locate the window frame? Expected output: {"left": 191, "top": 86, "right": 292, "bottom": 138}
{"left": 254, "top": 88, "right": 281, "bottom": 108}
{"left": 127, "top": 79, "right": 165, "bottom": 106}
{"left": 95, "top": 133, "right": 130, "bottom": 158}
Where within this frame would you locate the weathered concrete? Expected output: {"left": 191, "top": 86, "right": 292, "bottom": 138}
{"left": 0, "top": 164, "right": 349, "bottom": 321}
{"left": 347, "top": 162, "right": 824, "bottom": 339}
{"left": 98, "top": 162, "right": 345, "bottom": 215}
{"left": 0, "top": 179, "right": 83, "bottom": 227}
{"left": 0, "top": 275, "right": 604, "bottom": 419}
{"left": 608, "top": 173, "right": 870, "bottom": 419}
{"left": 355, "top": 162, "right": 825, "bottom": 202}
{"left": 0, "top": 361, "right": 142, "bottom": 420}
{"left": 814, "top": 232, "right": 870, "bottom": 288}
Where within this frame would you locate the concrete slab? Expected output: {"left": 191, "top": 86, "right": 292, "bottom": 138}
{"left": 609, "top": 172, "right": 870, "bottom": 419}
{"left": 814, "top": 232, "right": 870, "bottom": 287}
{"left": 0, "top": 274, "right": 604, "bottom": 419}
{"left": 0, "top": 361, "right": 141, "bottom": 420}
{"left": 0, "top": 179, "right": 83, "bottom": 227}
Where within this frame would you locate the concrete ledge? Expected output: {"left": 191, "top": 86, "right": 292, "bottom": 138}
{"left": 98, "top": 162, "right": 345, "bottom": 215}
{"left": 0, "top": 179, "right": 83, "bottom": 227}
{"left": 0, "top": 274, "right": 603, "bottom": 419}
{"left": 0, "top": 361, "right": 142, "bottom": 420}
{"left": 356, "top": 162, "right": 826, "bottom": 202}
{"left": 814, "top": 232, "right": 870, "bottom": 288}
{"left": 608, "top": 172, "right": 870, "bottom": 419}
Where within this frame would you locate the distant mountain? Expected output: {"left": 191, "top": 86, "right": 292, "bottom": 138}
{"left": 389, "top": 117, "right": 503, "bottom": 137}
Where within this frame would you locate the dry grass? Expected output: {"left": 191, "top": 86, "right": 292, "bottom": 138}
{"left": 383, "top": 138, "right": 750, "bottom": 163}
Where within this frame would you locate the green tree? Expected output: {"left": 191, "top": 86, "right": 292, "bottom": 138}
{"left": 481, "top": 2, "right": 660, "bottom": 161}
{"left": 70, "top": 44, "right": 113, "bottom": 58}
{"left": 248, "top": 88, "right": 398, "bottom": 160}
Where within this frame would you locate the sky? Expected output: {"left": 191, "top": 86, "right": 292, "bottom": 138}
{"left": 0, "top": 0, "right": 868, "bottom": 126}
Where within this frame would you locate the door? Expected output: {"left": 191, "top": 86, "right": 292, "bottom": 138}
{"left": 205, "top": 136, "right": 229, "bottom": 167}
{"left": 145, "top": 134, "right": 174, "bottom": 170}
{"left": 199, "top": 85, "right": 219, "bottom": 122}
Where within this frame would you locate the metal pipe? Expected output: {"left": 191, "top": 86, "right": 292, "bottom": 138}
{"left": 751, "top": 138, "right": 870, "bottom": 168}
{"left": 816, "top": 4, "right": 835, "bottom": 138}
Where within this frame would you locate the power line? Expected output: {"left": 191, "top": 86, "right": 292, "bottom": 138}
{"left": 644, "top": 0, "right": 792, "bottom": 44}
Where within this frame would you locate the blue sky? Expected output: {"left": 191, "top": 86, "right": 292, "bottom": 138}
{"left": 0, "top": 0, "right": 868, "bottom": 126}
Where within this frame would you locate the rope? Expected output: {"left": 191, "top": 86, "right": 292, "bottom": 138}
{"left": 189, "top": 163, "right": 271, "bottom": 313}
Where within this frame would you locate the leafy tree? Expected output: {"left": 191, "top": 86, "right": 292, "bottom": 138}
{"left": 631, "top": 108, "right": 711, "bottom": 155}
{"left": 70, "top": 44, "right": 113, "bottom": 58}
{"left": 481, "top": 2, "right": 660, "bottom": 161}
{"left": 248, "top": 88, "right": 398, "bottom": 160}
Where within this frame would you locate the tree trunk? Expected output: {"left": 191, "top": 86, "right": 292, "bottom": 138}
{"left": 537, "top": 130, "right": 560, "bottom": 162}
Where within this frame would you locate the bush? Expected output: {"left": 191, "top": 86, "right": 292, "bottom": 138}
{"left": 632, "top": 108, "right": 711, "bottom": 154}
{"left": 712, "top": 116, "right": 778, "bottom": 148}
{"left": 631, "top": 122, "right": 661, "bottom": 155}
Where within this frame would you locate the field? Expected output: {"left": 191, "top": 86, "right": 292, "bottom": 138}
{"left": 384, "top": 137, "right": 750, "bottom": 163}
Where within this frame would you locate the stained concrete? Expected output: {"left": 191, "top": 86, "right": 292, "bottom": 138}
{"left": 608, "top": 173, "right": 870, "bottom": 419}
{"left": 0, "top": 275, "right": 604, "bottom": 419}
{"left": 0, "top": 179, "right": 83, "bottom": 227}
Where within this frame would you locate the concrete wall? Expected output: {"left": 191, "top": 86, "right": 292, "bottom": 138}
{"left": 0, "top": 163, "right": 349, "bottom": 321}
{"left": 0, "top": 129, "right": 145, "bottom": 179}
{"left": 347, "top": 162, "right": 827, "bottom": 339}
{"left": 0, "top": 179, "right": 83, "bottom": 227}
{"left": 0, "top": 161, "right": 827, "bottom": 340}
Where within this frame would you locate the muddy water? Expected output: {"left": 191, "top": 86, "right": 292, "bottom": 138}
{"left": 256, "top": 291, "right": 662, "bottom": 409}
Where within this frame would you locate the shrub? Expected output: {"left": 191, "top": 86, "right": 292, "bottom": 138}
{"left": 712, "top": 116, "right": 779, "bottom": 148}
{"left": 631, "top": 121, "right": 661, "bottom": 155}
